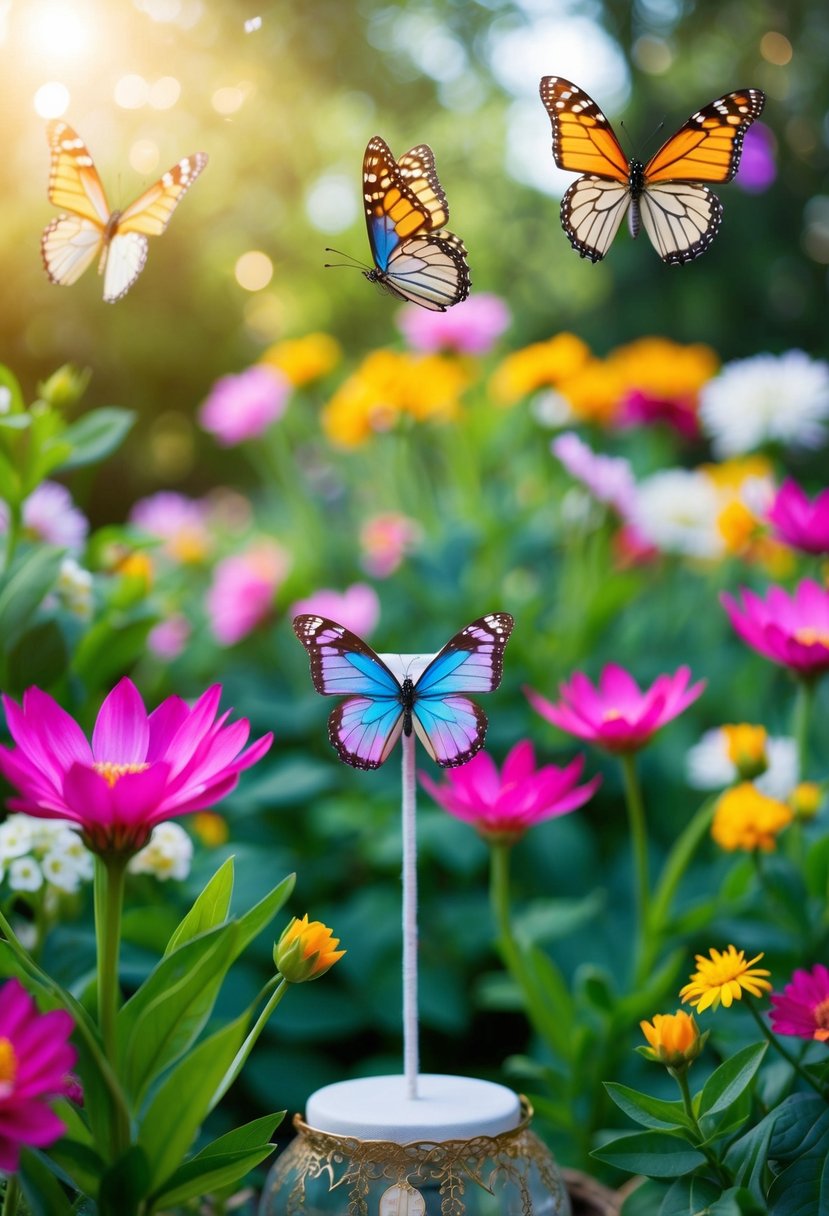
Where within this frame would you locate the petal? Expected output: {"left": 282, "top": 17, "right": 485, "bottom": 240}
{"left": 501, "top": 740, "right": 536, "bottom": 785}
{"left": 62, "top": 764, "right": 115, "bottom": 832}
{"left": 92, "top": 679, "right": 150, "bottom": 764}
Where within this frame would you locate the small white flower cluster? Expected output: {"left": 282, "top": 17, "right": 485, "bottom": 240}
{"left": 128, "top": 823, "right": 193, "bottom": 881}
{"left": 0, "top": 816, "right": 93, "bottom": 894}
{"left": 56, "top": 558, "right": 94, "bottom": 620}
{"left": 686, "top": 731, "right": 798, "bottom": 800}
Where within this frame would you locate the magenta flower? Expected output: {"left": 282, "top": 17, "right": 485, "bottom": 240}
{"left": 0, "top": 679, "right": 272, "bottom": 855}
{"left": 617, "top": 389, "right": 700, "bottom": 440}
{"left": 767, "top": 479, "right": 829, "bottom": 555}
{"left": 291, "top": 583, "right": 380, "bottom": 638}
{"left": 419, "top": 739, "right": 600, "bottom": 843}
{"left": 397, "top": 293, "right": 510, "bottom": 356}
{"left": 551, "top": 431, "right": 637, "bottom": 518}
{"left": 0, "top": 978, "right": 77, "bottom": 1171}
{"left": 721, "top": 580, "right": 829, "bottom": 678}
{"left": 206, "top": 541, "right": 290, "bottom": 645}
{"left": 770, "top": 964, "right": 829, "bottom": 1042}
{"left": 526, "top": 665, "right": 705, "bottom": 754}
{"left": 199, "top": 365, "right": 291, "bottom": 447}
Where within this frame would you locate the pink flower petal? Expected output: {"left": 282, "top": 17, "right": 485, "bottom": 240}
{"left": 92, "top": 679, "right": 150, "bottom": 764}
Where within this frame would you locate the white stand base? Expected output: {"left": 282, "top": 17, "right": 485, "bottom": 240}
{"left": 305, "top": 1074, "right": 522, "bottom": 1143}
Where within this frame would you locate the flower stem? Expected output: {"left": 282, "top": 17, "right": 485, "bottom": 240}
{"left": 619, "top": 752, "right": 650, "bottom": 984}
{"left": 674, "top": 1069, "right": 733, "bottom": 1187}
{"left": 746, "top": 1001, "right": 829, "bottom": 1100}
{"left": 646, "top": 795, "right": 716, "bottom": 977}
{"left": 1, "top": 1175, "right": 19, "bottom": 1216}
{"left": 489, "top": 842, "right": 514, "bottom": 946}
{"left": 211, "top": 977, "right": 289, "bottom": 1108}
{"left": 793, "top": 678, "right": 815, "bottom": 783}
{"left": 93, "top": 855, "right": 131, "bottom": 1154}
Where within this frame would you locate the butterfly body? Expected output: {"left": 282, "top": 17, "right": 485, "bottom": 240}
{"left": 293, "top": 613, "right": 513, "bottom": 769}
{"left": 42, "top": 121, "right": 208, "bottom": 302}
{"left": 539, "top": 77, "right": 764, "bottom": 264}
{"left": 359, "top": 135, "right": 470, "bottom": 311}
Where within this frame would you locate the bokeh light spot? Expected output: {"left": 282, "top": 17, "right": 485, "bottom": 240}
{"left": 244, "top": 15, "right": 262, "bottom": 33}
{"left": 212, "top": 86, "right": 245, "bottom": 115}
{"left": 235, "top": 251, "right": 274, "bottom": 292}
{"left": 20, "top": 0, "right": 94, "bottom": 60}
{"left": 148, "top": 76, "right": 181, "bottom": 109}
{"left": 33, "top": 81, "right": 70, "bottom": 118}
{"left": 114, "top": 74, "right": 149, "bottom": 109}
{"left": 305, "top": 174, "right": 358, "bottom": 234}
{"left": 760, "top": 31, "right": 793, "bottom": 65}
{"left": 129, "top": 138, "right": 160, "bottom": 174}
{"left": 632, "top": 35, "right": 673, "bottom": 74}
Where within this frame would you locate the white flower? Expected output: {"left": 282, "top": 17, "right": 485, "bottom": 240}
{"left": 40, "top": 851, "right": 82, "bottom": 894}
{"left": 128, "top": 822, "right": 193, "bottom": 881}
{"left": 51, "top": 828, "right": 94, "bottom": 880}
{"left": 57, "top": 558, "right": 94, "bottom": 619}
{"left": 9, "top": 858, "right": 43, "bottom": 892}
{"left": 686, "top": 730, "right": 799, "bottom": 799}
{"left": 530, "top": 389, "right": 575, "bottom": 428}
{"left": 699, "top": 351, "right": 829, "bottom": 457}
{"left": 0, "top": 818, "right": 34, "bottom": 861}
{"left": 629, "top": 469, "right": 723, "bottom": 558}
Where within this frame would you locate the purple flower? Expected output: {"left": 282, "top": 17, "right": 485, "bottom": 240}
{"left": 129, "top": 492, "right": 210, "bottom": 563}
{"left": 199, "top": 365, "right": 291, "bottom": 446}
{"left": 147, "top": 615, "right": 191, "bottom": 660}
{"left": 291, "top": 583, "right": 380, "bottom": 638}
{"left": 767, "top": 479, "right": 829, "bottom": 555}
{"left": 397, "top": 293, "right": 511, "bottom": 356}
{"left": 0, "top": 482, "right": 88, "bottom": 554}
{"left": 735, "top": 123, "right": 776, "bottom": 194}
{"left": 552, "top": 431, "right": 636, "bottom": 518}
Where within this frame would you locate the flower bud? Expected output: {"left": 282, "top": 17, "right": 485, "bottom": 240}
{"left": 638, "top": 1011, "right": 707, "bottom": 1072}
{"left": 37, "top": 365, "right": 91, "bottom": 411}
{"left": 275, "top": 915, "right": 345, "bottom": 983}
{"left": 722, "top": 723, "right": 768, "bottom": 781}
{"left": 789, "top": 782, "right": 822, "bottom": 821}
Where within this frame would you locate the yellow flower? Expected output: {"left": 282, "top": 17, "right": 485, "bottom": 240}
{"left": 557, "top": 358, "right": 625, "bottom": 425}
{"left": 639, "top": 1010, "right": 707, "bottom": 1070}
{"left": 717, "top": 499, "right": 761, "bottom": 555}
{"left": 261, "top": 333, "right": 341, "bottom": 387}
{"left": 680, "top": 945, "right": 771, "bottom": 1012}
{"left": 607, "top": 336, "right": 718, "bottom": 401}
{"left": 275, "top": 915, "right": 345, "bottom": 983}
{"left": 721, "top": 724, "right": 768, "bottom": 780}
{"left": 490, "top": 333, "right": 591, "bottom": 405}
{"left": 702, "top": 455, "right": 774, "bottom": 493}
{"left": 711, "top": 782, "right": 793, "bottom": 852}
{"left": 789, "top": 782, "right": 822, "bottom": 821}
{"left": 192, "top": 811, "right": 229, "bottom": 847}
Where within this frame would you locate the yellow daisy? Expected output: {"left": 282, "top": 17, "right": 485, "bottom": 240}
{"left": 679, "top": 945, "right": 772, "bottom": 1012}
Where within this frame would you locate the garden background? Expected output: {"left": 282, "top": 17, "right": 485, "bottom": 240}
{"left": 0, "top": 0, "right": 828, "bottom": 1190}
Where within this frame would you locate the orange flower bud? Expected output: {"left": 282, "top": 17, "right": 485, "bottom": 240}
{"left": 275, "top": 915, "right": 345, "bottom": 983}
{"left": 639, "top": 1011, "right": 706, "bottom": 1071}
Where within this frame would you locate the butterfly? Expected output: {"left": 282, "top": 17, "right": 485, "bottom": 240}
{"left": 42, "top": 121, "right": 208, "bottom": 302}
{"left": 293, "top": 613, "right": 513, "bottom": 770}
{"left": 359, "top": 135, "right": 470, "bottom": 311}
{"left": 539, "top": 77, "right": 765, "bottom": 264}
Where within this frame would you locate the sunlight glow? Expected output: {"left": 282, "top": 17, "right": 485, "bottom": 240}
{"left": 149, "top": 76, "right": 181, "bottom": 109}
{"left": 115, "top": 74, "right": 149, "bottom": 109}
{"left": 19, "top": 0, "right": 96, "bottom": 60}
{"left": 244, "top": 16, "right": 262, "bottom": 33}
{"left": 212, "top": 86, "right": 246, "bottom": 115}
{"left": 235, "top": 251, "right": 274, "bottom": 292}
{"left": 760, "top": 31, "right": 793, "bottom": 66}
{"left": 129, "top": 138, "right": 160, "bottom": 174}
{"left": 33, "top": 81, "right": 70, "bottom": 118}
{"left": 305, "top": 174, "right": 358, "bottom": 234}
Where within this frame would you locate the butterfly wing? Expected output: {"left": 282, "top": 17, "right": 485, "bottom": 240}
{"left": 41, "top": 215, "right": 104, "bottom": 287}
{"left": 561, "top": 176, "right": 631, "bottom": 262}
{"left": 639, "top": 182, "right": 723, "bottom": 264}
{"left": 46, "top": 121, "right": 110, "bottom": 225}
{"left": 116, "top": 152, "right": 209, "bottom": 236}
{"left": 539, "top": 77, "right": 629, "bottom": 182}
{"left": 396, "top": 144, "right": 449, "bottom": 229}
{"left": 379, "top": 232, "right": 470, "bottom": 311}
{"left": 102, "top": 232, "right": 150, "bottom": 302}
{"left": 363, "top": 136, "right": 438, "bottom": 272}
{"left": 293, "top": 614, "right": 404, "bottom": 770}
{"left": 644, "top": 89, "right": 765, "bottom": 184}
{"left": 412, "top": 613, "right": 514, "bottom": 767}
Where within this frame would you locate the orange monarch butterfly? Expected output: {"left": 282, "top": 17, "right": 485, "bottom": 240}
{"left": 539, "top": 77, "right": 765, "bottom": 264}
{"left": 42, "top": 121, "right": 208, "bottom": 302}
{"left": 359, "top": 135, "right": 470, "bottom": 310}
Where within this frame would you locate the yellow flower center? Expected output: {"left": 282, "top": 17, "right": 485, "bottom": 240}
{"left": 679, "top": 945, "right": 772, "bottom": 1012}
{"left": 0, "top": 1037, "right": 18, "bottom": 1095}
{"left": 602, "top": 708, "right": 622, "bottom": 722}
{"left": 93, "top": 761, "right": 150, "bottom": 788}
{"left": 794, "top": 627, "right": 829, "bottom": 648}
{"left": 814, "top": 998, "right": 829, "bottom": 1032}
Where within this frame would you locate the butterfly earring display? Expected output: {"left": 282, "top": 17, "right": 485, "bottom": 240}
{"left": 42, "top": 121, "right": 208, "bottom": 302}
{"left": 345, "top": 135, "right": 470, "bottom": 311}
{"left": 293, "top": 613, "right": 513, "bottom": 770}
{"left": 539, "top": 77, "right": 765, "bottom": 264}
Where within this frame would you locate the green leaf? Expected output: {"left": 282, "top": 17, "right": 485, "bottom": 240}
{"left": 98, "top": 1146, "right": 152, "bottom": 1216}
{"left": 0, "top": 546, "right": 65, "bottom": 650}
{"left": 605, "top": 1083, "right": 694, "bottom": 1132}
{"left": 140, "top": 1013, "right": 250, "bottom": 1190}
{"left": 165, "top": 856, "right": 235, "bottom": 956}
{"left": 506, "top": 942, "right": 575, "bottom": 1062}
{"left": 513, "top": 891, "right": 604, "bottom": 945}
{"left": 708, "top": 1188, "right": 768, "bottom": 1215}
{"left": 577, "top": 965, "right": 616, "bottom": 1015}
{"left": 0, "top": 365, "right": 24, "bottom": 414}
{"left": 71, "top": 614, "right": 156, "bottom": 690}
{"left": 701, "top": 1085, "right": 753, "bottom": 1142}
{"left": 767, "top": 1103, "right": 829, "bottom": 1214}
{"left": 150, "top": 1114, "right": 284, "bottom": 1209}
{"left": 56, "top": 407, "right": 136, "bottom": 470}
{"left": 591, "top": 1130, "right": 707, "bottom": 1177}
{"left": 18, "top": 1149, "right": 75, "bottom": 1216}
{"left": 725, "top": 1106, "right": 779, "bottom": 1196}
{"left": 233, "top": 872, "right": 296, "bottom": 954}
{"left": 47, "top": 1136, "right": 108, "bottom": 1196}
{"left": 699, "top": 1042, "right": 767, "bottom": 1116}
{"left": 7, "top": 618, "right": 68, "bottom": 693}
{"left": 0, "top": 447, "right": 21, "bottom": 503}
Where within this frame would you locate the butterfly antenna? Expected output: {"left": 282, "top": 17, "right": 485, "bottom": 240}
{"left": 323, "top": 246, "right": 369, "bottom": 271}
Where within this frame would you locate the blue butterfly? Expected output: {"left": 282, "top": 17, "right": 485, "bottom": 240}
{"left": 293, "top": 613, "right": 513, "bottom": 769}
{"left": 360, "top": 135, "right": 471, "bottom": 311}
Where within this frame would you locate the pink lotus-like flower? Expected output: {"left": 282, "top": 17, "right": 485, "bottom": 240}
{"left": 291, "top": 583, "right": 380, "bottom": 638}
{"left": 721, "top": 580, "right": 829, "bottom": 677}
{"left": 0, "top": 978, "right": 77, "bottom": 1170}
{"left": 0, "top": 679, "right": 272, "bottom": 855}
{"left": 419, "top": 739, "right": 600, "bottom": 842}
{"left": 767, "top": 479, "right": 829, "bottom": 555}
{"left": 397, "top": 293, "right": 510, "bottom": 356}
{"left": 552, "top": 431, "right": 637, "bottom": 518}
{"left": 527, "top": 665, "right": 705, "bottom": 754}
{"left": 199, "top": 365, "right": 291, "bottom": 446}
{"left": 770, "top": 964, "right": 829, "bottom": 1042}
{"left": 206, "top": 541, "right": 290, "bottom": 646}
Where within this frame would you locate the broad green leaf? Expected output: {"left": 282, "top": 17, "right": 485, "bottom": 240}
{"left": 98, "top": 1146, "right": 152, "bottom": 1216}
{"left": 725, "top": 1107, "right": 778, "bottom": 1197}
{"left": 56, "top": 407, "right": 136, "bottom": 470}
{"left": 505, "top": 942, "right": 574, "bottom": 1062}
{"left": 165, "top": 857, "right": 235, "bottom": 955}
{"left": 140, "top": 1013, "right": 249, "bottom": 1190}
{"left": 699, "top": 1043, "right": 767, "bottom": 1116}
{"left": 591, "top": 1130, "right": 707, "bottom": 1177}
{"left": 708, "top": 1187, "right": 768, "bottom": 1215}
{"left": 768, "top": 1093, "right": 826, "bottom": 1157}
{"left": 71, "top": 614, "right": 156, "bottom": 690}
{"left": 233, "top": 872, "right": 295, "bottom": 955}
{"left": 7, "top": 618, "right": 68, "bottom": 693}
{"left": 605, "top": 1083, "right": 694, "bottom": 1132}
{"left": 47, "top": 1136, "right": 107, "bottom": 1196}
{"left": 0, "top": 447, "right": 21, "bottom": 503}
{"left": 18, "top": 1148, "right": 75, "bottom": 1216}
{"left": 150, "top": 1113, "right": 283, "bottom": 1209}
{"left": 767, "top": 1104, "right": 829, "bottom": 1214}
{"left": 0, "top": 546, "right": 65, "bottom": 649}
{"left": 700, "top": 1086, "right": 752, "bottom": 1142}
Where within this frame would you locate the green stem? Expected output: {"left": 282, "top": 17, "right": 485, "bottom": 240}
{"left": 3, "top": 502, "right": 21, "bottom": 573}
{"left": 93, "top": 855, "right": 131, "bottom": 1154}
{"left": 619, "top": 752, "right": 651, "bottom": 985}
{"left": 489, "top": 841, "right": 514, "bottom": 947}
{"left": 646, "top": 795, "right": 716, "bottom": 976}
{"left": 674, "top": 1069, "right": 733, "bottom": 1188}
{"left": 793, "top": 678, "right": 815, "bottom": 783}
{"left": 211, "top": 977, "right": 290, "bottom": 1109}
{"left": 1, "top": 1175, "right": 19, "bottom": 1216}
{"left": 746, "top": 1001, "right": 829, "bottom": 1100}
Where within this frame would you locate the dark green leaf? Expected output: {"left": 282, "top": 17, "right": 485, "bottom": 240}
{"left": 47, "top": 1137, "right": 107, "bottom": 1196}
{"left": 7, "top": 618, "right": 68, "bottom": 692}
{"left": 71, "top": 615, "right": 156, "bottom": 690}
{"left": 150, "top": 1113, "right": 283, "bottom": 1207}
{"left": 699, "top": 1043, "right": 767, "bottom": 1116}
{"left": 591, "top": 1130, "right": 707, "bottom": 1177}
{"left": 708, "top": 1188, "right": 768, "bottom": 1215}
{"left": 57, "top": 407, "right": 136, "bottom": 470}
{"left": 0, "top": 546, "right": 65, "bottom": 650}
{"left": 98, "top": 1146, "right": 151, "bottom": 1216}
{"left": 725, "top": 1106, "right": 779, "bottom": 1196}
{"left": 18, "top": 1149, "right": 74, "bottom": 1216}
{"left": 165, "top": 856, "right": 235, "bottom": 955}
{"left": 767, "top": 1103, "right": 829, "bottom": 1214}
{"left": 605, "top": 1082, "right": 694, "bottom": 1131}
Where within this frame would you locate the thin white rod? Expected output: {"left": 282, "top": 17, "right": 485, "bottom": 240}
{"left": 401, "top": 728, "right": 419, "bottom": 1099}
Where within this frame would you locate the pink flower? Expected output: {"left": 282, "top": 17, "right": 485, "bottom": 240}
{"left": 397, "top": 293, "right": 510, "bottom": 356}
{"left": 526, "top": 665, "right": 705, "bottom": 754}
{"left": 767, "top": 479, "right": 829, "bottom": 555}
{"left": 291, "top": 583, "right": 380, "bottom": 638}
{"left": 359, "top": 514, "right": 422, "bottom": 578}
{"left": 721, "top": 580, "right": 829, "bottom": 677}
{"left": 0, "top": 679, "right": 272, "bottom": 855}
{"left": 199, "top": 365, "right": 291, "bottom": 446}
{"left": 770, "top": 964, "right": 829, "bottom": 1042}
{"left": 0, "top": 979, "right": 77, "bottom": 1171}
{"left": 206, "top": 541, "right": 290, "bottom": 646}
{"left": 551, "top": 432, "right": 636, "bottom": 518}
{"left": 419, "top": 739, "right": 600, "bottom": 843}
{"left": 147, "top": 615, "right": 191, "bottom": 660}
{"left": 735, "top": 123, "right": 776, "bottom": 194}
{"left": 617, "top": 389, "right": 700, "bottom": 439}
{"left": 129, "top": 492, "right": 210, "bottom": 564}
{"left": 0, "top": 482, "right": 88, "bottom": 554}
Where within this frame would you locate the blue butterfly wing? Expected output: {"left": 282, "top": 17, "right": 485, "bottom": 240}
{"left": 412, "top": 613, "right": 514, "bottom": 767}
{"left": 293, "top": 615, "right": 403, "bottom": 769}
